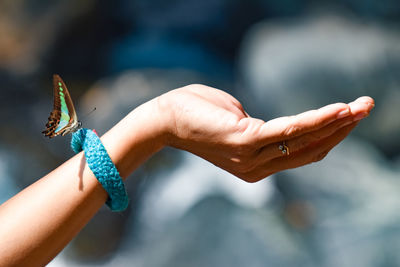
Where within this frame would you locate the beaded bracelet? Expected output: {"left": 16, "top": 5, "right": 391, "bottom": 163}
{"left": 71, "top": 128, "right": 129, "bottom": 212}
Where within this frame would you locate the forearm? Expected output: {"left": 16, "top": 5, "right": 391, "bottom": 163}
{"left": 0, "top": 98, "right": 166, "bottom": 266}
{"left": 0, "top": 85, "right": 374, "bottom": 266}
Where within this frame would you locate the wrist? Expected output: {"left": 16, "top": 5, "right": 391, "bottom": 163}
{"left": 156, "top": 90, "right": 180, "bottom": 147}
{"left": 100, "top": 97, "right": 170, "bottom": 178}
{"left": 145, "top": 96, "right": 172, "bottom": 148}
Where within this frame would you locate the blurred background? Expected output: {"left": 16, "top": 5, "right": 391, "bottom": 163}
{"left": 1, "top": 0, "right": 400, "bottom": 266}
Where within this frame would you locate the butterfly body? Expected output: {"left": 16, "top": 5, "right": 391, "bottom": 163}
{"left": 43, "top": 74, "right": 81, "bottom": 138}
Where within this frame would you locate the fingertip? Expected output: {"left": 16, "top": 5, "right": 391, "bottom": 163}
{"left": 348, "top": 96, "right": 375, "bottom": 121}
{"left": 353, "top": 96, "right": 375, "bottom": 107}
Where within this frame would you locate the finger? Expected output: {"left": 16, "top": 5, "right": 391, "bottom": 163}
{"left": 237, "top": 97, "right": 374, "bottom": 182}
{"left": 254, "top": 115, "right": 355, "bottom": 163}
{"left": 348, "top": 97, "right": 375, "bottom": 120}
{"left": 351, "top": 96, "right": 375, "bottom": 106}
{"left": 257, "top": 96, "right": 376, "bottom": 146}
{"left": 241, "top": 98, "right": 374, "bottom": 179}
{"left": 272, "top": 100, "right": 373, "bottom": 158}
{"left": 258, "top": 102, "right": 351, "bottom": 145}
{"left": 242, "top": 122, "right": 358, "bottom": 182}
{"left": 270, "top": 121, "right": 358, "bottom": 173}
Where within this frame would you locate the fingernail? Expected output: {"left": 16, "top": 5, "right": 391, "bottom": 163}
{"left": 341, "top": 120, "right": 353, "bottom": 127}
{"left": 337, "top": 108, "right": 350, "bottom": 119}
{"left": 354, "top": 112, "right": 368, "bottom": 121}
{"left": 368, "top": 102, "right": 375, "bottom": 110}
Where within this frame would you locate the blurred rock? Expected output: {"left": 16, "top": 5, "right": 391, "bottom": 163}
{"left": 110, "top": 195, "right": 316, "bottom": 267}
{"left": 275, "top": 137, "right": 400, "bottom": 267}
{"left": 239, "top": 12, "right": 400, "bottom": 157}
{"left": 137, "top": 151, "right": 274, "bottom": 232}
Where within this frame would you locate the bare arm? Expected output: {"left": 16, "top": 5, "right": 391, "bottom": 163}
{"left": 0, "top": 85, "right": 374, "bottom": 266}
{"left": 0, "top": 98, "right": 167, "bottom": 266}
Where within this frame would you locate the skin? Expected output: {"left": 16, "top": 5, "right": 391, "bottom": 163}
{"left": 0, "top": 84, "right": 374, "bottom": 266}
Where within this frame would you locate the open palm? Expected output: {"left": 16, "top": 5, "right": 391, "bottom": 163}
{"left": 159, "top": 84, "right": 374, "bottom": 182}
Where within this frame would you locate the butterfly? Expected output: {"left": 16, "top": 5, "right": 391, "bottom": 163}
{"left": 43, "top": 74, "right": 82, "bottom": 138}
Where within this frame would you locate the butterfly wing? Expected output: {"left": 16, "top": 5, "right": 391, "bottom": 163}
{"left": 43, "top": 74, "right": 79, "bottom": 138}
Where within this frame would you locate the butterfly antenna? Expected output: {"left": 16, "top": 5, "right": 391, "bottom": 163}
{"left": 81, "top": 107, "right": 97, "bottom": 120}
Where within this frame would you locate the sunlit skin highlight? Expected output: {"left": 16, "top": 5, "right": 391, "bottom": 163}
{"left": 0, "top": 84, "right": 374, "bottom": 266}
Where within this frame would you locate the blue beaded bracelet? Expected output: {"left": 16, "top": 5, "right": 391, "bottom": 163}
{"left": 71, "top": 128, "right": 129, "bottom": 212}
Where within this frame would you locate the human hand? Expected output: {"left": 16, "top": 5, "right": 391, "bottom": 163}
{"left": 0, "top": 83, "right": 374, "bottom": 266}
{"left": 157, "top": 84, "right": 374, "bottom": 182}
